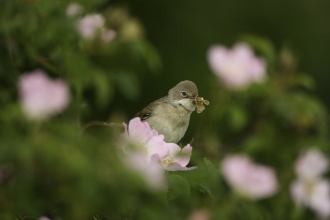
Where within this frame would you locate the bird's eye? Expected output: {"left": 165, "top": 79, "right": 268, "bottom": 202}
{"left": 181, "top": 91, "right": 187, "bottom": 97}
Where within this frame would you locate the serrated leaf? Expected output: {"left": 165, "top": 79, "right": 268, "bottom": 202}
{"left": 167, "top": 174, "right": 190, "bottom": 201}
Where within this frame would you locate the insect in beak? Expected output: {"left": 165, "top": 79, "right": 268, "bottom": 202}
{"left": 191, "top": 95, "right": 210, "bottom": 113}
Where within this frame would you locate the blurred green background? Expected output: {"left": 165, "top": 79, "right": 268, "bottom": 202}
{"left": 1, "top": 0, "right": 330, "bottom": 219}
{"left": 113, "top": 0, "right": 330, "bottom": 141}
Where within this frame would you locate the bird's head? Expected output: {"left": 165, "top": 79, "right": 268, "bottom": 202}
{"left": 168, "top": 80, "right": 198, "bottom": 112}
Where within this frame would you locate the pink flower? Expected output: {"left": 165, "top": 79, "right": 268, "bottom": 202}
{"left": 221, "top": 155, "right": 278, "bottom": 200}
{"left": 125, "top": 153, "right": 166, "bottom": 190}
{"left": 290, "top": 148, "right": 330, "bottom": 218}
{"left": 187, "top": 209, "right": 210, "bottom": 220}
{"left": 295, "top": 148, "right": 329, "bottom": 180}
{"left": 66, "top": 2, "right": 84, "bottom": 17}
{"left": 121, "top": 117, "right": 197, "bottom": 172}
{"left": 207, "top": 43, "right": 266, "bottom": 89}
{"left": 161, "top": 144, "right": 197, "bottom": 171}
{"left": 122, "top": 117, "right": 169, "bottom": 162}
{"left": 291, "top": 178, "right": 330, "bottom": 218}
{"left": 38, "top": 217, "right": 51, "bottom": 220}
{"left": 19, "top": 70, "right": 70, "bottom": 120}
{"left": 77, "top": 14, "right": 105, "bottom": 39}
{"left": 121, "top": 117, "right": 169, "bottom": 189}
{"left": 101, "top": 29, "right": 116, "bottom": 43}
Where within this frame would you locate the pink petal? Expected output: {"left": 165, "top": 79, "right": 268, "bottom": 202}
{"left": 233, "top": 43, "right": 255, "bottom": 61}
{"left": 167, "top": 143, "right": 182, "bottom": 157}
{"left": 207, "top": 45, "right": 229, "bottom": 75}
{"left": 101, "top": 29, "right": 116, "bottom": 42}
{"left": 165, "top": 162, "right": 197, "bottom": 171}
{"left": 173, "top": 144, "right": 193, "bottom": 167}
{"left": 310, "top": 179, "right": 330, "bottom": 218}
{"left": 146, "top": 135, "right": 168, "bottom": 162}
{"left": 295, "top": 148, "right": 329, "bottom": 180}
{"left": 221, "top": 155, "right": 278, "bottom": 199}
{"left": 125, "top": 153, "right": 166, "bottom": 191}
{"left": 121, "top": 122, "right": 129, "bottom": 139}
{"left": 128, "top": 117, "right": 159, "bottom": 144}
{"left": 19, "top": 70, "right": 70, "bottom": 119}
{"left": 290, "top": 179, "right": 308, "bottom": 206}
{"left": 207, "top": 42, "right": 266, "bottom": 89}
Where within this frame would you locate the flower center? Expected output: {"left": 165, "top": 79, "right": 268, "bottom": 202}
{"left": 161, "top": 156, "right": 174, "bottom": 168}
{"left": 306, "top": 180, "right": 315, "bottom": 196}
{"left": 136, "top": 142, "right": 148, "bottom": 155}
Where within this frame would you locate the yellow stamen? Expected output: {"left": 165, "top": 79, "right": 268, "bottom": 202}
{"left": 161, "top": 156, "right": 174, "bottom": 168}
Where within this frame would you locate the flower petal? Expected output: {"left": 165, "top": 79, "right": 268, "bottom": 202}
{"left": 128, "top": 117, "right": 159, "bottom": 144}
{"left": 165, "top": 162, "right": 198, "bottom": 171}
{"left": 146, "top": 135, "right": 168, "bottom": 162}
{"left": 173, "top": 144, "right": 193, "bottom": 167}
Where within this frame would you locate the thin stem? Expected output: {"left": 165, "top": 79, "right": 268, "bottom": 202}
{"left": 82, "top": 121, "right": 123, "bottom": 133}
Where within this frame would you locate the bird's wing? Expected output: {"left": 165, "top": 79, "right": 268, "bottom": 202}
{"left": 134, "top": 96, "right": 168, "bottom": 121}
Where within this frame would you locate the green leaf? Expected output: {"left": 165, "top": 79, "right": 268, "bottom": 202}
{"left": 204, "top": 158, "right": 219, "bottom": 181}
{"left": 295, "top": 73, "right": 316, "bottom": 90}
{"left": 167, "top": 174, "right": 190, "bottom": 201}
{"left": 197, "top": 182, "right": 215, "bottom": 203}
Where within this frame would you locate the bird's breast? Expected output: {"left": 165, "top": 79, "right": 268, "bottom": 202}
{"left": 145, "top": 103, "right": 192, "bottom": 143}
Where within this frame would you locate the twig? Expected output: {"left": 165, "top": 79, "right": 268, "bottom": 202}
{"left": 82, "top": 121, "right": 123, "bottom": 133}
{"left": 189, "top": 137, "right": 194, "bottom": 145}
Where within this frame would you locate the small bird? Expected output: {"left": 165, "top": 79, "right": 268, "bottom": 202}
{"left": 135, "top": 80, "right": 208, "bottom": 143}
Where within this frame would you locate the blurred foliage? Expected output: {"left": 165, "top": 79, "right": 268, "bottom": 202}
{"left": 1, "top": 0, "right": 330, "bottom": 220}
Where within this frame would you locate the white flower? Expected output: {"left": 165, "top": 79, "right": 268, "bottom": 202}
{"left": 295, "top": 148, "right": 329, "bottom": 180}
{"left": 291, "top": 178, "right": 330, "bottom": 218}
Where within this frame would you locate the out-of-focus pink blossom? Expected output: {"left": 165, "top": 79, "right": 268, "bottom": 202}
{"left": 19, "top": 70, "right": 70, "bottom": 120}
{"left": 66, "top": 2, "right": 84, "bottom": 17}
{"left": 38, "top": 217, "right": 51, "bottom": 220}
{"left": 77, "top": 13, "right": 105, "bottom": 39}
{"left": 120, "top": 117, "right": 197, "bottom": 189}
{"left": 122, "top": 117, "right": 197, "bottom": 172}
{"left": 125, "top": 153, "right": 166, "bottom": 190}
{"left": 101, "top": 29, "right": 117, "bottom": 43}
{"left": 291, "top": 178, "right": 330, "bottom": 218}
{"left": 162, "top": 143, "right": 197, "bottom": 171}
{"left": 295, "top": 148, "right": 329, "bottom": 180}
{"left": 187, "top": 209, "right": 210, "bottom": 220}
{"left": 221, "top": 155, "right": 278, "bottom": 200}
{"left": 121, "top": 117, "right": 168, "bottom": 189}
{"left": 122, "top": 117, "right": 169, "bottom": 162}
{"left": 207, "top": 43, "right": 266, "bottom": 89}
